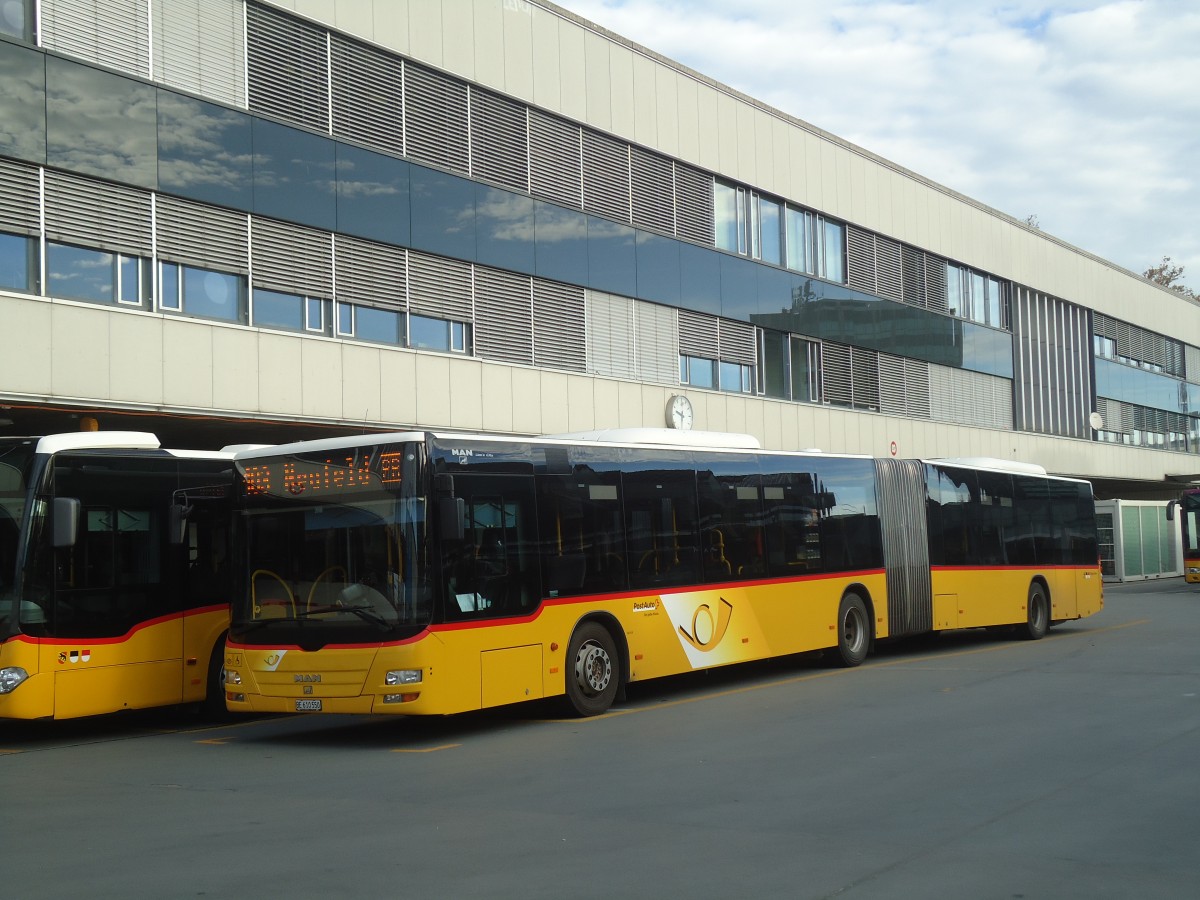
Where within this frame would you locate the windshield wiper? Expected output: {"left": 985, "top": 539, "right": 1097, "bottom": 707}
{"left": 295, "top": 605, "right": 392, "bottom": 627}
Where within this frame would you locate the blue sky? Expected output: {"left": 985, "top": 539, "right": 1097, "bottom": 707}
{"left": 565, "top": 0, "right": 1200, "bottom": 293}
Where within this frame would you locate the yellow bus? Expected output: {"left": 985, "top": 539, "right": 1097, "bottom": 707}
{"left": 1167, "top": 488, "right": 1200, "bottom": 583}
{"left": 0, "top": 432, "right": 234, "bottom": 720}
{"left": 224, "top": 430, "right": 1102, "bottom": 717}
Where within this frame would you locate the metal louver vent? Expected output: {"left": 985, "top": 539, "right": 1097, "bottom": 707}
{"left": 846, "top": 227, "right": 876, "bottom": 294}
{"left": 408, "top": 251, "right": 473, "bottom": 319}
{"left": 152, "top": 0, "right": 245, "bottom": 107}
{"left": 851, "top": 347, "right": 880, "bottom": 411}
{"left": 1186, "top": 345, "right": 1200, "bottom": 382}
{"left": 630, "top": 146, "right": 674, "bottom": 234}
{"left": 470, "top": 88, "right": 529, "bottom": 193}
{"left": 41, "top": 0, "right": 150, "bottom": 77}
{"left": 331, "top": 34, "right": 403, "bottom": 156}
{"left": 925, "top": 255, "right": 947, "bottom": 311}
{"left": 529, "top": 109, "right": 581, "bottom": 208}
{"left": 474, "top": 267, "right": 533, "bottom": 365}
{"left": 878, "top": 354, "right": 907, "bottom": 414}
{"left": 251, "top": 217, "right": 332, "bottom": 297}
{"left": 585, "top": 290, "right": 636, "bottom": 379}
{"left": 533, "top": 280, "right": 586, "bottom": 372}
{"left": 635, "top": 301, "right": 680, "bottom": 384}
{"left": 904, "top": 358, "right": 931, "bottom": 419}
{"left": 335, "top": 235, "right": 405, "bottom": 309}
{"left": 822, "top": 342, "right": 853, "bottom": 408}
{"left": 678, "top": 309, "right": 719, "bottom": 358}
{"left": 929, "top": 365, "right": 1012, "bottom": 430}
{"left": 718, "top": 319, "right": 757, "bottom": 366}
{"left": 902, "top": 245, "right": 925, "bottom": 308}
{"left": 44, "top": 171, "right": 152, "bottom": 255}
{"left": 673, "top": 163, "right": 712, "bottom": 245}
{"left": 405, "top": 63, "right": 469, "bottom": 174}
{"left": 582, "top": 129, "right": 630, "bottom": 223}
{"left": 0, "top": 159, "right": 40, "bottom": 235}
{"left": 875, "top": 236, "right": 903, "bottom": 302}
{"left": 246, "top": 2, "right": 329, "bottom": 132}
{"left": 156, "top": 196, "right": 249, "bottom": 272}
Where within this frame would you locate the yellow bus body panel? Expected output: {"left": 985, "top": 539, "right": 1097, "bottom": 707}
{"left": 228, "top": 572, "right": 888, "bottom": 716}
{"left": 0, "top": 606, "right": 228, "bottom": 720}
{"left": 929, "top": 566, "right": 1102, "bottom": 632}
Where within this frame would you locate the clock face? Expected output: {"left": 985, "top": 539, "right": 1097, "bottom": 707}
{"left": 667, "top": 395, "right": 693, "bottom": 430}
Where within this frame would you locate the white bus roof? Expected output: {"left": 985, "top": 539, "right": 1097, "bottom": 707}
{"left": 34, "top": 432, "right": 235, "bottom": 460}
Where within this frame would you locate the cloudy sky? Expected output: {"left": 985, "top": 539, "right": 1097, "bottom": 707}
{"left": 565, "top": 0, "right": 1200, "bottom": 290}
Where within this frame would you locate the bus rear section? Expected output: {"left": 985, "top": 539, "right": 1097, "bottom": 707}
{"left": 0, "top": 433, "right": 234, "bottom": 720}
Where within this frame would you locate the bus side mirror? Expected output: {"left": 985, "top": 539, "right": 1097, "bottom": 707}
{"left": 169, "top": 503, "right": 191, "bottom": 546}
{"left": 1166, "top": 499, "right": 1178, "bottom": 522}
{"left": 439, "top": 497, "right": 465, "bottom": 542}
{"left": 52, "top": 497, "right": 81, "bottom": 548}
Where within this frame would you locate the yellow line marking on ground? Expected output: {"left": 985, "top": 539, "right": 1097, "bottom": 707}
{"left": 392, "top": 743, "right": 461, "bottom": 753}
{"left": 195, "top": 738, "right": 231, "bottom": 745}
{"left": 556, "top": 618, "right": 1150, "bottom": 722}
{"left": 0, "top": 748, "right": 24, "bottom": 755}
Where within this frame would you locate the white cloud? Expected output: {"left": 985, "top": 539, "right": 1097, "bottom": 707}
{"left": 565, "top": 0, "right": 1200, "bottom": 288}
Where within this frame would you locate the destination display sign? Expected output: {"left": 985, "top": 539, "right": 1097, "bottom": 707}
{"left": 241, "top": 449, "right": 405, "bottom": 499}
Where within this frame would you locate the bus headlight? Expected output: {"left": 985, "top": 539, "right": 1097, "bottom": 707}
{"left": 225, "top": 670, "right": 242, "bottom": 686}
{"left": 0, "top": 667, "right": 29, "bottom": 694}
{"left": 385, "top": 669, "right": 422, "bottom": 686}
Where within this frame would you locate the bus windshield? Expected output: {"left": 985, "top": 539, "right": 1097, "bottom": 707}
{"left": 0, "top": 440, "right": 38, "bottom": 630}
{"left": 232, "top": 445, "right": 430, "bottom": 641}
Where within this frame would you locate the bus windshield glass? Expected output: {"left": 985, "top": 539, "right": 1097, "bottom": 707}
{"left": 232, "top": 444, "right": 430, "bottom": 640}
{"left": 0, "top": 439, "right": 38, "bottom": 628}
{"left": 1181, "top": 490, "right": 1200, "bottom": 556}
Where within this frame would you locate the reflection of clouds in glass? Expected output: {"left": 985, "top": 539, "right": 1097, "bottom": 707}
{"left": 337, "top": 179, "right": 399, "bottom": 199}
{"left": 203, "top": 271, "right": 229, "bottom": 305}
{"left": 49, "top": 67, "right": 155, "bottom": 179}
{"left": 0, "top": 65, "right": 42, "bottom": 158}
{"left": 536, "top": 207, "right": 588, "bottom": 243}
{"left": 477, "top": 192, "right": 534, "bottom": 242}
{"left": 157, "top": 96, "right": 252, "bottom": 190}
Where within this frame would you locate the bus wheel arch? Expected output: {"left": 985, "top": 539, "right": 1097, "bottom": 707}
{"left": 563, "top": 615, "right": 626, "bottom": 717}
{"left": 831, "top": 587, "right": 873, "bottom": 667}
{"left": 201, "top": 631, "right": 229, "bottom": 719}
{"left": 1021, "top": 579, "right": 1051, "bottom": 641}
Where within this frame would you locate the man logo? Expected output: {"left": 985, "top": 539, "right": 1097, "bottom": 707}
{"left": 677, "top": 598, "right": 734, "bottom": 651}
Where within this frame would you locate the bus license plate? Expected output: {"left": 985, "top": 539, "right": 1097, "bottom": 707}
{"left": 295, "top": 699, "right": 322, "bottom": 711}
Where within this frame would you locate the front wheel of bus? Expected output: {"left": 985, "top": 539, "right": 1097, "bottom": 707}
{"left": 201, "top": 635, "right": 230, "bottom": 720}
{"left": 832, "top": 593, "right": 870, "bottom": 667}
{"left": 1021, "top": 583, "right": 1050, "bottom": 641}
{"left": 565, "top": 622, "right": 620, "bottom": 717}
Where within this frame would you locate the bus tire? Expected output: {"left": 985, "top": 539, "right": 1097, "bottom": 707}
{"left": 565, "top": 622, "right": 620, "bottom": 717}
{"left": 1020, "top": 583, "right": 1050, "bottom": 641}
{"left": 201, "top": 635, "right": 230, "bottom": 720}
{"left": 832, "top": 592, "right": 870, "bottom": 667}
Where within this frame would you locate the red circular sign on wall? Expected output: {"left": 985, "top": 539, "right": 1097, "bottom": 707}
{"left": 889, "top": 441, "right": 898, "bottom": 456}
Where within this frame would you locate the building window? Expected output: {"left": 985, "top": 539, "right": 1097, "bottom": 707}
{"left": 785, "top": 206, "right": 845, "bottom": 283}
{"left": 341, "top": 303, "right": 403, "bottom": 345}
{"left": 680, "top": 354, "right": 717, "bottom": 390}
{"left": 252, "top": 288, "right": 306, "bottom": 331}
{"left": 715, "top": 180, "right": 787, "bottom": 268}
{"left": 0, "top": 0, "right": 31, "bottom": 41}
{"left": 719, "top": 359, "right": 754, "bottom": 394}
{"left": 163, "top": 263, "right": 246, "bottom": 322}
{"left": 0, "top": 231, "right": 36, "bottom": 293}
{"left": 409, "top": 314, "right": 471, "bottom": 354}
{"left": 48, "top": 242, "right": 150, "bottom": 306}
{"left": 947, "top": 263, "right": 1007, "bottom": 329}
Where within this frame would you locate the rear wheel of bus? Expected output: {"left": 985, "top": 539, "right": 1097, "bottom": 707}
{"left": 831, "top": 592, "right": 870, "bottom": 667}
{"left": 565, "top": 622, "right": 620, "bottom": 716}
{"left": 1019, "top": 582, "right": 1050, "bottom": 641}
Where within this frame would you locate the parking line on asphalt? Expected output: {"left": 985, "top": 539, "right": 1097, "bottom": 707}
{"left": 391, "top": 743, "right": 461, "bottom": 753}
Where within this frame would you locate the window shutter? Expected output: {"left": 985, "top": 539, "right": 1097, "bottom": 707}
{"left": 152, "top": 0, "right": 245, "bottom": 108}
{"left": 582, "top": 129, "right": 630, "bottom": 223}
{"left": 335, "top": 235, "right": 405, "bottom": 310}
{"left": 331, "top": 35, "right": 403, "bottom": 156}
{"left": 246, "top": 2, "right": 329, "bottom": 132}
{"left": 44, "top": 171, "right": 152, "bottom": 256}
{"left": 586, "top": 290, "right": 636, "bottom": 379}
{"left": 408, "top": 251, "right": 473, "bottom": 320}
{"left": 630, "top": 146, "right": 673, "bottom": 234}
{"left": 822, "top": 342, "right": 853, "bottom": 408}
{"left": 529, "top": 109, "right": 581, "bottom": 208}
{"left": 157, "top": 196, "right": 249, "bottom": 272}
{"left": 875, "top": 236, "right": 903, "bottom": 302}
{"left": 251, "top": 217, "right": 332, "bottom": 297}
{"left": 470, "top": 88, "right": 529, "bottom": 193}
{"left": 673, "top": 163, "right": 712, "bottom": 245}
{"left": 474, "top": 266, "right": 533, "bottom": 365}
{"left": 404, "top": 63, "right": 469, "bottom": 174}
{"left": 635, "top": 300, "right": 679, "bottom": 384}
{"left": 533, "top": 279, "right": 586, "bottom": 372}
{"left": 845, "top": 226, "right": 875, "bottom": 294}
{"left": 41, "top": 0, "right": 149, "bottom": 78}
{"left": 0, "top": 159, "right": 40, "bottom": 236}
{"left": 678, "top": 309, "right": 719, "bottom": 358}
{"left": 718, "top": 318, "right": 756, "bottom": 366}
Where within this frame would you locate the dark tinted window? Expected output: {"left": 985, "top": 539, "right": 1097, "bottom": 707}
{"left": 975, "top": 470, "right": 1015, "bottom": 566}
{"left": 926, "top": 464, "right": 974, "bottom": 567}
{"left": 47, "top": 56, "right": 157, "bottom": 188}
{"left": 536, "top": 470, "right": 626, "bottom": 598}
{"left": 476, "top": 183, "right": 534, "bottom": 274}
{"left": 0, "top": 38, "right": 45, "bottom": 163}
{"left": 679, "top": 242, "right": 721, "bottom": 315}
{"left": 534, "top": 201, "right": 588, "bottom": 284}
{"left": 409, "top": 165, "right": 476, "bottom": 260}
{"left": 252, "top": 118, "right": 336, "bottom": 229}
{"left": 623, "top": 466, "right": 700, "bottom": 590}
{"left": 635, "top": 230, "right": 681, "bottom": 306}
{"left": 696, "top": 458, "right": 766, "bottom": 581}
{"left": 719, "top": 253, "right": 760, "bottom": 320}
{"left": 158, "top": 92, "right": 253, "bottom": 210}
{"left": 587, "top": 215, "right": 636, "bottom": 297}
{"left": 335, "top": 143, "right": 410, "bottom": 246}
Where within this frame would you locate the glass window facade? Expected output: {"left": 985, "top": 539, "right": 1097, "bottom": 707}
{"left": 47, "top": 243, "right": 148, "bottom": 306}
{"left": 161, "top": 263, "right": 245, "bottom": 323}
{"left": 410, "top": 314, "right": 471, "bottom": 354}
{"left": 0, "top": 231, "right": 35, "bottom": 293}
{"left": 0, "top": 37, "right": 45, "bottom": 163}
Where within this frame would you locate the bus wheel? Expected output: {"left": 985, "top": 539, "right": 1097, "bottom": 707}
{"left": 201, "top": 636, "right": 230, "bottom": 720}
{"left": 832, "top": 593, "right": 870, "bottom": 667}
{"left": 565, "top": 622, "right": 620, "bottom": 717}
{"left": 1020, "top": 583, "right": 1050, "bottom": 641}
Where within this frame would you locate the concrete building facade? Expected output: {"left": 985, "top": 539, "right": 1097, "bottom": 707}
{"left": 0, "top": 0, "right": 1197, "bottom": 497}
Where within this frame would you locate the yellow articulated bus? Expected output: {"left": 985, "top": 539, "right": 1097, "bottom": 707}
{"left": 0, "top": 432, "right": 235, "bottom": 720}
{"left": 224, "top": 430, "right": 1102, "bottom": 718}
